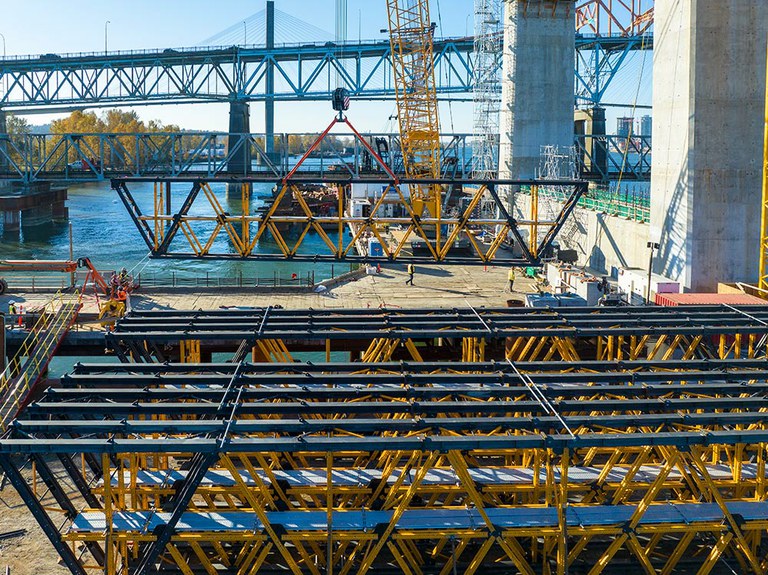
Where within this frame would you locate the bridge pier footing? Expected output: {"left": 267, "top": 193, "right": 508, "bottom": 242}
{"left": 0, "top": 183, "right": 68, "bottom": 234}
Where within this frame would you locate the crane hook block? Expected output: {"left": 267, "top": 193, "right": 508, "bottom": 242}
{"left": 332, "top": 88, "right": 350, "bottom": 112}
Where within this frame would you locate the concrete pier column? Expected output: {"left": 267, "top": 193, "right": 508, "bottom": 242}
{"left": 265, "top": 0, "right": 276, "bottom": 161}
{"left": 21, "top": 204, "right": 53, "bottom": 228}
{"left": 2, "top": 210, "right": 19, "bottom": 233}
{"left": 227, "top": 99, "right": 251, "bottom": 176}
{"left": 52, "top": 200, "right": 68, "bottom": 222}
{"left": 0, "top": 110, "right": 7, "bottom": 173}
{"left": 498, "top": 0, "right": 574, "bottom": 196}
{"left": 651, "top": 1, "right": 768, "bottom": 291}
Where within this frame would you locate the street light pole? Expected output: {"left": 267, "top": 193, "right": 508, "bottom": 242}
{"left": 646, "top": 241, "right": 660, "bottom": 305}
{"left": 0, "top": 33, "right": 6, "bottom": 97}
{"left": 243, "top": 21, "right": 247, "bottom": 45}
{"left": 104, "top": 20, "right": 111, "bottom": 53}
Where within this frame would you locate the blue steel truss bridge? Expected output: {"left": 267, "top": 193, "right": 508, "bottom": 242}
{"left": 0, "top": 34, "right": 651, "bottom": 111}
{"left": 0, "top": 131, "right": 651, "bottom": 183}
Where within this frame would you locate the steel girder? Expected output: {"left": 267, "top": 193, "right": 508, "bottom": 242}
{"left": 0, "top": 40, "right": 473, "bottom": 111}
{"left": 575, "top": 33, "right": 653, "bottom": 107}
{"left": 105, "top": 305, "right": 768, "bottom": 364}
{"left": 0, "top": 131, "right": 474, "bottom": 183}
{"left": 7, "top": 359, "right": 768, "bottom": 574}
{"left": 109, "top": 304, "right": 768, "bottom": 337}
{"left": 0, "top": 36, "right": 651, "bottom": 112}
{"left": 111, "top": 176, "right": 586, "bottom": 266}
{"left": 0, "top": 130, "right": 649, "bottom": 183}
{"left": 574, "top": 133, "right": 651, "bottom": 181}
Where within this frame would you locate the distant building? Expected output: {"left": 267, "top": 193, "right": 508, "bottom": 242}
{"left": 640, "top": 115, "right": 652, "bottom": 137}
{"left": 617, "top": 117, "right": 635, "bottom": 138}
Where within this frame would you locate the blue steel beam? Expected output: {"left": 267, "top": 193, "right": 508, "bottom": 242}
{"left": 575, "top": 33, "right": 654, "bottom": 106}
{"left": 0, "top": 36, "right": 651, "bottom": 111}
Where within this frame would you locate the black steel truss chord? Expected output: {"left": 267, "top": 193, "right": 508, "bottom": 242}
{"left": 154, "top": 180, "right": 203, "bottom": 255}
{"left": 484, "top": 183, "right": 535, "bottom": 263}
{"left": 0, "top": 455, "right": 88, "bottom": 575}
{"left": 56, "top": 453, "right": 102, "bottom": 510}
{"left": 131, "top": 451, "right": 218, "bottom": 575}
{"left": 32, "top": 454, "right": 107, "bottom": 567}
{"left": 536, "top": 183, "right": 589, "bottom": 254}
{"left": 112, "top": 181, "right": 156, "bottom": 251}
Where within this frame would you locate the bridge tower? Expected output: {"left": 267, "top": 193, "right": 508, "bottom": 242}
{"left": 651, "top": 1, "right": 768, "bottom": 291}
{"left": 264, "top": 0, "right": 275, "bottom": 161}
{"left": 498, "top": 0, "right": 574, "bottom": 200}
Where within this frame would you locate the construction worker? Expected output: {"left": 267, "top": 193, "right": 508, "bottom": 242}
{"left": 508, "top": 268, "right": 516, "bottom": 292}
{"left": 8, "top": 301, "right": 16, "bottom": 315}
{"left": 405, "top": 263, "right": 415, "bottom": 286}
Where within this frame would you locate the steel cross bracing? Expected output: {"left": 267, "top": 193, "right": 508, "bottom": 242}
{"left": 111, "top": 175, "right": 587, "bottom": 265}
{"left": 105, "top": 305, "right": 768, "bottom": 364}
{"left": 0, "top": 40, "right": 473, "bottom": 110}
{"left": 7, "top": 357, "right": 768, "bottom": 575}
{"left": 574, "top": 132, "right": 651, "bottom": 181}
{"left": 0, "top": 36, "right": 650, "bottom": 111}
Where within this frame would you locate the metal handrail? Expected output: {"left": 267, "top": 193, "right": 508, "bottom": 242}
{"left": 0, "top": 291, "right": 81, "bottom": 430}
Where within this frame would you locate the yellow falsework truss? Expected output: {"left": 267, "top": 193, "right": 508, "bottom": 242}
{"left": 16, "top": 357, "right": 768, "bottom": 574}
{"left": 386, "top": 0, "right": 442, "bottom": 217}
{"left": 128, "top": 179, "right": 576, "bottom": 265}
{"left": 60, "top": 445, "right": 768, "bottom": 575}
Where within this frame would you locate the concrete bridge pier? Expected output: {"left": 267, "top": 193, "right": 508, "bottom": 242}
{"left": 498, "top": 0, "right": 574, "bottom": 202}
{"left": 0, "top": 109, "right": 8, "bottom": 173}
{"left": 651, "top": 1, "right": 768, "bottom": 291}
{"left": 0, "top": 183, "right": 68, "bottom": 235}
{"left": 2, "top": 210, "right": 20, "bottom": 234}
{"left": 227, "top": 99, "right": 252, "bottom": 198}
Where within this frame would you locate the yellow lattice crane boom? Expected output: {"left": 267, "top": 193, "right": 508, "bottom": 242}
{"left": 386, "top": 0, "right": 442, "bottom": 217}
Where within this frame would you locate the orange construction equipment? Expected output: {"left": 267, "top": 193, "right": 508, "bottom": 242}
{"left": 0, "top": 257, "right": 113, "bottom": 296}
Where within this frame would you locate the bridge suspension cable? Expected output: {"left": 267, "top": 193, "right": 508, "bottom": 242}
{"left": 199, "top": 7, "right": 334, "bottom": 47}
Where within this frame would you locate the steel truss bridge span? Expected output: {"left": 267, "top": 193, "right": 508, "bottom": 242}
{"left": 0, "top": 35, "right": 651, "bottom": 111}
{"left": 0, "top": 131, "right": 651, "bottom": 183}
{"left": 6, "top": 354, "right": 768, "bottom": 575}
{"left": 113, "top": 176, "right": 587, "bottom": 266}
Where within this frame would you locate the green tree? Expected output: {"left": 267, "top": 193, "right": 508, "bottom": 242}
{"left": 6, "top": 114, "right": 31, "bottom": 137}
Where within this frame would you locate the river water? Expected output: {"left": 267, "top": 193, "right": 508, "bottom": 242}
{"left": 1, "top": 180, "right": 346, "bottom": 283}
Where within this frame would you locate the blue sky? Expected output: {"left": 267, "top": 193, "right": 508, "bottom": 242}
{"left": 0, "top": 1, "right": 649, "bottom": 134}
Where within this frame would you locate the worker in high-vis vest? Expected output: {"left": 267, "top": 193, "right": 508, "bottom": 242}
{"left": 508, "top": 268, "right": 516, "bottom": 292}
{"left": 406, "top": 263, "right": 415, "bottom": 286}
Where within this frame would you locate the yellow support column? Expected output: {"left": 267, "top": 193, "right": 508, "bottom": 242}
{"left": 759, "top": 30, "right": 768, "bottom": 292}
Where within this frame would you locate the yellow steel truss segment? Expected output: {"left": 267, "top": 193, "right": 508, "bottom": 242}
{"left": 137, "top": 179, "right": 575, "bottom": 264}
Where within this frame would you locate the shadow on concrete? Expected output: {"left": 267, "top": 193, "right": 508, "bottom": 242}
{"left": 655, "top": 146, "right": 688, "bottom": 283}
{"left": 130, "top": 298, "right": 177, "bottom": 312}
{"left": 593, "top": 213, "right": 629, "bottom": 273}
{"left": 412, "top": 267, "right": 452, "bottom": 277}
